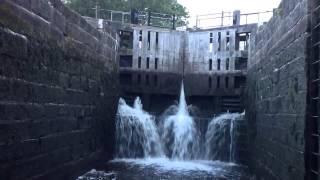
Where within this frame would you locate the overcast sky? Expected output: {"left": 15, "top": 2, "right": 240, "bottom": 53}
{"left": 178, "top": 0, "right": 282, "bottom": 27}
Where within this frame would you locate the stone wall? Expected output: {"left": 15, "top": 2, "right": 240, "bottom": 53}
{"left": 246, "top": 0, "right": 308, "bottom": 179}
{"left": 0, "top": 0, "right": 119, "bottom": 179}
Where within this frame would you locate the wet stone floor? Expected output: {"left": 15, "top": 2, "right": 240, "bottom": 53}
{"left": 79, "top": 158, "right": 252, "bottom": 180}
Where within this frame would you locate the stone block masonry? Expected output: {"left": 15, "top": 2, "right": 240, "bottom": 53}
{"left": 0, "top": 0, "right": 119, "bottom": 179}
{"left": 246, "top": 0, "right": 309, "bottom": 179}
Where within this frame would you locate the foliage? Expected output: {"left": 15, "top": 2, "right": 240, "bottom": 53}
{"left": 63, "top": 0, "right": 189, "bottom": 26}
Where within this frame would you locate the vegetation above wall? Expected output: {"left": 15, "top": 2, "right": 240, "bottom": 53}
{"left": 63, "top": 0, "right": 189, "bottom": 26}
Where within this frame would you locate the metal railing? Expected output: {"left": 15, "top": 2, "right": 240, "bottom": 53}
{"left": 240, "top": 11, "right": 274, "bottom": 25}
{"left": 79, "top": 6, "right": 178, "bottom": 29}
{"left": 195, "top": 10, "right": 274, "bottom": 29}
{"left": 98, "top": 9, "right": 131, "bottom": 24}
{"left": 196, "top": 11, "right": 233, "bottom": 28}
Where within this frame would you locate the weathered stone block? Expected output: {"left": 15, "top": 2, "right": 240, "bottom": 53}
{"left": 11, "top": 0, "right": 32, "bottom": 10}
{"left": 30, "top": 0, "right": 53, "bottom": 21}
{"left": 0, "top": 27, "right": 28, "bottom": 59}
{"left": 51, "top": 8, "right": 66, "bottom": 33}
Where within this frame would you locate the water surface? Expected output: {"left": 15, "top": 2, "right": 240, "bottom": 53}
{"left": 105, "top": 158, "right": 251, "bottom": 180}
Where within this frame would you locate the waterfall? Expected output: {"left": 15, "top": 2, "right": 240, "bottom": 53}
{"left": 230, "top": 117, "right": 235, "bottom": 162}
{"left": 115, "top": 81, "right": 243, "bottom": 163}
{"left": 160, "top": 82, "right": 200, "bottom": 160}
{"left": 115, "top": 97, "right": 164, "bottom": 158}
{"left": 204, "top": 113, "right": 243, "bottom": 162}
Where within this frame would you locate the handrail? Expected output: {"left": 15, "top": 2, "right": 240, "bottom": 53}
{"left": 195, "top": 10, "right": 275, "bottom": 29}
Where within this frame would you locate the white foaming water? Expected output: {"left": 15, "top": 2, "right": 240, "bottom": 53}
{"left": 230, "top": 116, "right": 235, "bottom": 162}
{"left": 110, "top": 158, "right": 236, "bottom": 172}
{"left": 116, "top": 97, "right": 164, "bottom": 158}
{"left": 161, "top": 82, "right": 199, "bottom": 160}
{"left": 115, "top": 81, "right": 243, "bottom": 165}
{"left": 205, "top": 113, "right": 243, "bottom": 162}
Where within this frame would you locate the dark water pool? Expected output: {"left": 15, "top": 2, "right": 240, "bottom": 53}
{"left": 102, "top": 158, "right": 252, "bottom": 180}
